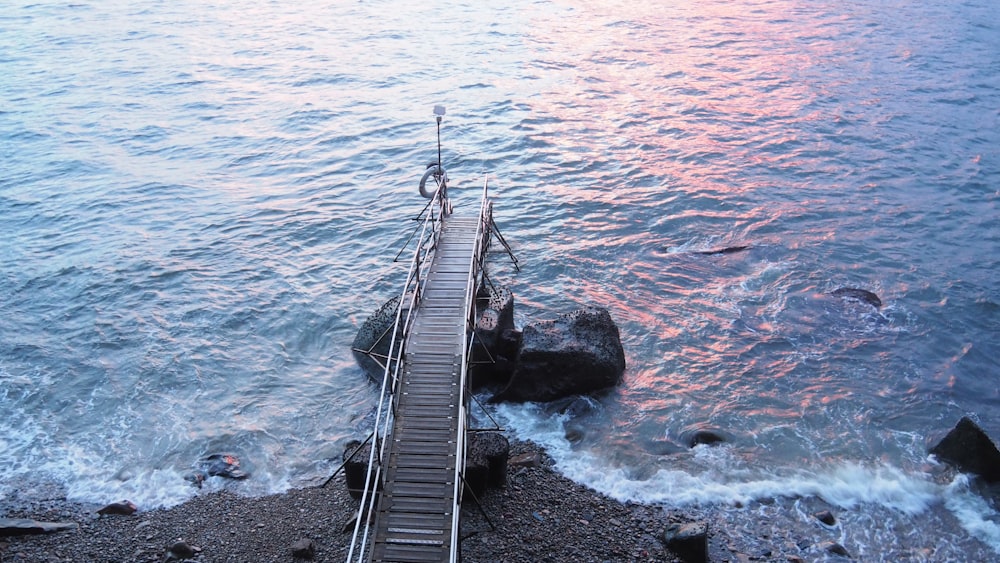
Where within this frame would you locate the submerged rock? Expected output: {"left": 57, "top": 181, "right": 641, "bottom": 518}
{"left": 189, "top": 453, "right": 250, "bottom": 483}
{"left": 831, "top": 287, "right": 882, "bottom": 308}
{"left": 680, "top": 428, "right": 732, "bottom": 448}
{"left": 930, "top": 416, "right": 1000, "bottom": 482}
{"left": 693, "top": 245, "right": 751, "bottom": 256}
{"left": 490, "top": 307, "right": 626, "bottom": 403}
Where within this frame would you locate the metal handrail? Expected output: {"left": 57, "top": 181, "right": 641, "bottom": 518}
{"left": 347, "top": 179, "right": 449, "bottom": 563}
{"left": 447, "top": 175, "right": 492, "bottom": 561}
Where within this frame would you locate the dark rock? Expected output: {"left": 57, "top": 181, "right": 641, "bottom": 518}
{"left": 930, "top": 416, "right": 1000, "bottom": 482}
{"left": 814, "top": 509, "right": 836, "bottom": 526}
{"left": 290, "top": 538, "right": 316, "bottom": 559}
{"left": 546, "top": 395, "right": 600, "bottom": 418}
{"left": 831, "top": 287, "right": 882, "bottom": 308}
{"left": 819, "top": 540, "right": 851, "bottom": 557}
{"left": 96, "top": 500, "right": 137, "bottom": 516}
{"left": 490, "top": 307, "right": 626, "bottom": 403}
{"left": 166, "top": 540, "right": 199, "bottom": 559}
{"left": 564, "top": 425, "right": 585, "bottom": 443}
{"left": 197, "top": 453, "right": 249, "bottom": 480}
{"left": 352, "top": 295, "right": 405, "bottom": 382}
{"left": 680, "top": 427, "right": 732, "bottom": 448}
{"left": 183, "top": 471, "right": 206, "bottom": 488}
{"left": 642, "top": 439, "right": 686, "bottom": 456}
{"left": 693, "top": 245, "right": 750, "bottom": 255}
{"left": 0, "top": 518, "right": 78, "bottom": 536}
{"left": 662, "top": 521, "right": 708, "bottom": 563}
{"left": 508, "top": 451, "right": 543, "bottom": 468}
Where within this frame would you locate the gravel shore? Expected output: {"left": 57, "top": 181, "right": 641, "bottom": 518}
{"left": 6, "top": 437, "right": 985, "bottom": 562}
{"left": 1, "top": 439, "right": 695, "bottom": 563}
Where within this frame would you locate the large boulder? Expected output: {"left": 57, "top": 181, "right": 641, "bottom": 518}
{"left": 930, "top": 416, "right": 1000, "bottom": 482}
{"left": 352, "top": 296, "right": 404, "bottom": 382}
{"left": 490, "top": 307, "right": 625, "bottom": 403}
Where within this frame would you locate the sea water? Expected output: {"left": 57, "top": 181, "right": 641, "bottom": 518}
{"left": 1, "top": 0, "right": 998, "bottom": 558}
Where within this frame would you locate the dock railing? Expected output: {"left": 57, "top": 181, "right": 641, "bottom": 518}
{"left": 347, "top": 176, "right": 493, "bottom": 563}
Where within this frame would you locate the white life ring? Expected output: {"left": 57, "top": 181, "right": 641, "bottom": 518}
{"left": 419, "top": 165, "right": 447, "bottom": 199}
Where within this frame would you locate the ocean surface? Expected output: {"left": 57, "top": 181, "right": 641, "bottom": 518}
{"left": 2, "top": 0, "right": 999, "bottom": 559}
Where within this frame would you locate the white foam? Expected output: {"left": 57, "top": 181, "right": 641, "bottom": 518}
{"left": 0, "top": 399, "right": 293, "bottom": 510}
{"left": 943, "top": 474, "right": 1000, "bottom": 551}
{"left": 495, "top": 402, "right": 1000, "bottom": 554}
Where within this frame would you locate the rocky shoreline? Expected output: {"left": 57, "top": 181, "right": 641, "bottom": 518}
{"left": 1, "top": 438, "right": 696, "bottom": 563}
{"left": 2, "top": 436, "right": 994, "bottom": 562}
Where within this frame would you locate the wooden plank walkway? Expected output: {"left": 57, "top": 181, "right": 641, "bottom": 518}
{"left": 368, "top": 214, "right": 481, "bottom": 563}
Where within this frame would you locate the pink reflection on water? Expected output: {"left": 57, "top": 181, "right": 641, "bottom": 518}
{"left": 519, "top": 0, "right": 837, "bottom": 198}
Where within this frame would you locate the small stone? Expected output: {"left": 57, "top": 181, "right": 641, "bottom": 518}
{"left": 96, "top": 500, "right": 137, "bottom": 516}
{"left": 290, "top": 538, "right": 316, "bottom": 559}
{"left": 167, "top": 540, "right": 199, "bottom": 559}
{"left": 813, "top": 510, "right": 836, "bottom": 526}
{"left": 508, "top": 452, "right": 543, "bottom": 468}
{"left": 819, "top": 541, "right": 850, "bottom": 557}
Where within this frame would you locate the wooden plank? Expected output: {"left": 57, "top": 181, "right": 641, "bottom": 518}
{"left": 387, "top": 451, "right": 456, "bottom": 467}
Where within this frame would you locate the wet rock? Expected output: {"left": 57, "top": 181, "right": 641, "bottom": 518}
{"left": 0, "top": 518, "right": 78, "bottom": 536}
{"left": 290, "top": 538, "right": 316, "bottom": 559}
{"left": 681, "top": 427, "right": 732, "bottom": 448}
{"left": 564, "top": 425, "right": 586, "bottom": 443}
{"left": 930, "top": 416, "right": 1000, "bottom": 482}
{"left": 491, "top": 307, "right": 626, "bottom": 403}
{"left": 813, "top": 509, "right": 836, "bottom": 526}
{"left": 96, "top": 499, "right": 137, "bottom": 516}
{"left": 819, "top": 540, "right": 851, "bottom": 557}
{"left": 831, "top": 287, "right": 882, "bottom": 308}
{"left": 508, "top": 451, "right": 543, "bottom": 468}
{"left": 662, "top": 521, "right": 708, "bottom": 563}
{"left": 183, "top": 471, "right": 206, "bottom": 488}
{"left": 196, "top": 453, "right": 249, "bottom": 480}
{"left": 643, "top": 439, "right": 686, "bottom": 456}
{"left": 693, "top": 245, "right": 751, "bottom": 255}
{"left": 352, "top": 295, "right": 404, "bottom": 382}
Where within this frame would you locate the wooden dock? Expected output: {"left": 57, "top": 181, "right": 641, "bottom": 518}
{"left": 367, "top": 214, "right": 483, "bottom": 562}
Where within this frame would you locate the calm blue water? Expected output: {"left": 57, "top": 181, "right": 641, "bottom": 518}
{"left": 2, "top": 0, "right": 999, "bottom": 558}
